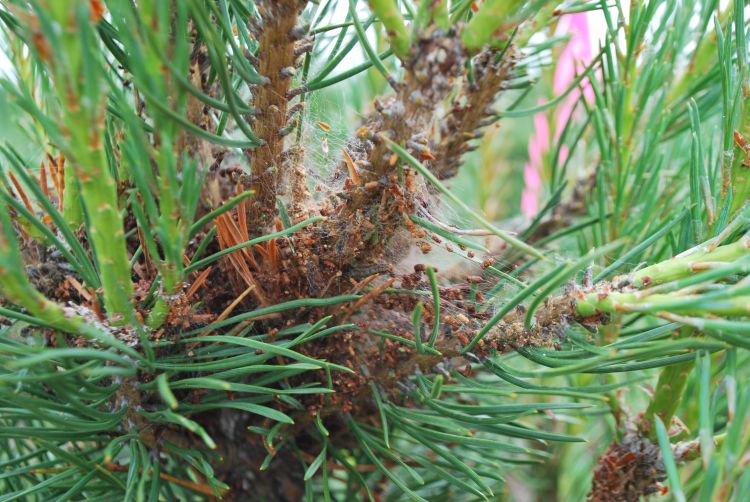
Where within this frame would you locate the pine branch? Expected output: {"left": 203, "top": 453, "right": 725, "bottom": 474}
{"left": 247, "top": 0, "right": 307, "bottom": 225}
{"left": 433, "top": 47, "right": 516, "bottom": 180}
{"left": 1, "top": 1, "right": 750, "bottom": 500}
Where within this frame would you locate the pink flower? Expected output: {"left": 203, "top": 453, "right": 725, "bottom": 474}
{"left": 521, "top": 12, "right": 594, "bottom": 217}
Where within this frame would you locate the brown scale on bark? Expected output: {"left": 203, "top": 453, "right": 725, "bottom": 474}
{"left": 345, "top": 28, "right": 464, "bottom": 194}
{"left": 285, "top": 145, "right": 312, "bottom": 222}
{"left": 433, "top": 46, "right": 516, "bottom": 179}
{"left": 247, "top": 0, "right": 307, "bottom": 227}
{"left": 171, "top": 31, "right": 585, "bottom": 487}
{"left": 359, "top": 28, "right": 466, "bottom": 183}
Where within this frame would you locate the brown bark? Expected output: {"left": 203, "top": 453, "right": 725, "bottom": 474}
{"left": 248, "top": 0, "right": 306, "bottom": 227}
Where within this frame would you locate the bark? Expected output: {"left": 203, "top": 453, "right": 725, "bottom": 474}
{"left": 248, "top": 0, "right": 307, "bottom": 227}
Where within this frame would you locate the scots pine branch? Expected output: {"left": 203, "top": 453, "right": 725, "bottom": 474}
{"left": 1, "top": 1, "right": 750, "bottom": 501}
{"left": 247, "top": 0, "right": 307, "bottom": 225}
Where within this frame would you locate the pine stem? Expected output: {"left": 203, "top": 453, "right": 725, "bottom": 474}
{"left": 631, "top": 233, "right": 750, "bottom": 287}
{"left": 61, "top": 160, "right": 82, "bottom": 228}
{"left": 460, "top": 0, "right": 525, "bottom": 53}
{"left": 415, "top": 0, "right": 450, "bottom": 31}
{"left": 367, "top": 0, "right": 411, "bottom": 60}
{"left": 576, "top": 291, "right": 750, "bottom": 317}
{"left": 71, "top": 124, "right": 134, "bottom": 322}
{"left": 43, "top": 1, "right": 134, "bottom": 322}
{"left": 248, "top": 0, "right": 305, "bottom": 226}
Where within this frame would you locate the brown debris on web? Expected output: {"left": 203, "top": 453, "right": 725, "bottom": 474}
{"left": 321, "top": 26, "right": 467, "bottom": 267}
{"left": 288, "top": 267, "right": 593, "bottom": 424}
